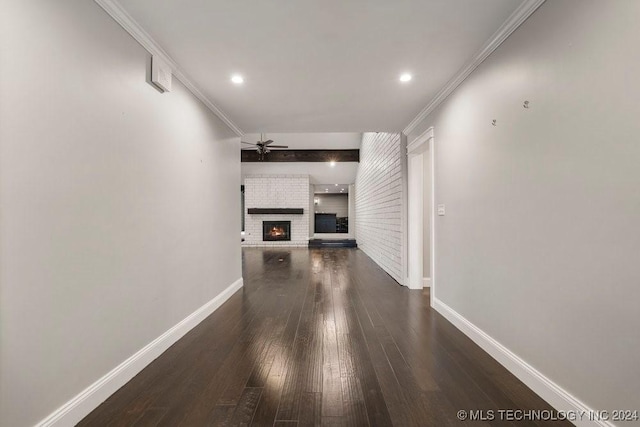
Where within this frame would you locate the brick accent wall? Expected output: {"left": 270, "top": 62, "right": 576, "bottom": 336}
{"left": 355, "top": 133, "right": 404, "bottom": 283}
{"left": 243, "top": 175, "right": 310, "bottom": 247}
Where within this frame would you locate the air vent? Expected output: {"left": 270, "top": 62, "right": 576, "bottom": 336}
{"left": 151, "top": 55, "right": 172, "bottom": 92}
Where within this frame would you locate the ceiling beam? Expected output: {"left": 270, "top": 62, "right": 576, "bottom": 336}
{"left": 241, "top": 149, "right": 359, "bottom": 163}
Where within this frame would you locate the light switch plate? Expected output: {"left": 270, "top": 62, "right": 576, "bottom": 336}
{"left": 437, "top": 204, "right": 446, "bottom": 216}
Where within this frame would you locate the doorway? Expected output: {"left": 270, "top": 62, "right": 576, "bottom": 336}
{"left": 312, "top": 184, "right": 355, "bottom": 239}
{"left": 406, "top": 128, "right": 434, "bottom": 297}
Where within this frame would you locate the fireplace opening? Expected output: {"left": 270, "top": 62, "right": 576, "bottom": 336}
{"left": 263, "top": 221, "right": 291, "bottom": 241}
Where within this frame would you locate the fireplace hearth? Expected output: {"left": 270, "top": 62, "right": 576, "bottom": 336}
{"left": 263, "top": 221, "right": 291, "bottom": 241}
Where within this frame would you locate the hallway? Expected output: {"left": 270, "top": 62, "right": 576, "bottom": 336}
{"left": 80, "top": 248, "right": 566, "bottom": 426}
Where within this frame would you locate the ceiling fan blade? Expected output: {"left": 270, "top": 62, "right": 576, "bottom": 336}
{"left": 268, "top": 145, "right": 289, "bottom": 148}
{"left": 262, "top": 140, "right": 274, "bottom": 145}
{"left": 241, "top": 141, "right": 257, "bottom": 145}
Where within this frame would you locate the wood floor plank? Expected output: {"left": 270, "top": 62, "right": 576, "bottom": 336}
{"left": 347, "top": 278, "right": 415, "bottom": 427}
{"left": 80, "top": 248, "right": 572, "bottom": 427}
{"left": 130, "top": 407, "right": 168, "bottom": 426}
{"left": 275, "top": 273, "right": 318, "bottom": 421}
{"left": 251, "top": 271, "right": 309, "bottom": 426}
{"left": 321, "top": 319, "right": 343, "bottom": 418}
{"left": 230, "top": 387, "right": 262, "bottom": 426}
{"left": 207, "top": 405, "right": 235, "bottom": 427}
{"left": 298, "top": 392, "right": 322, "bottom": 427}
{"left": 217, "top": 318, "right": 274, "bottom": 405}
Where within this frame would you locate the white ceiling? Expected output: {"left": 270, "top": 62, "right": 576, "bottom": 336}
{"left": 315, "top": 185, "right": 349, "bottom": 194}
{"left": 118, "top": 0, "right": 525, "bottom": 133}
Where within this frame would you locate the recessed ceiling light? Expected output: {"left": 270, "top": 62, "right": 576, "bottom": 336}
{"left": 329, "top": 161, "right": 336, "bottom": 167}
{"left": 335, "top": 184, "right": 338, "bottom": 186}
{"left": 399, "top": 73, "right": 412, "bottom": 83}
{"left": 231, "top": 74, "right": 244, "bottom": 84}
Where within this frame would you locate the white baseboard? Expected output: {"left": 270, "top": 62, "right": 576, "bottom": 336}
{"left": 36, "top": 277, "right": 244, "bottom": 427}
{"left": 404, "top": 277, "right": 430, "bottom": 290}
{"left": 432, "top": 298, "right": 614, "bottom": 427}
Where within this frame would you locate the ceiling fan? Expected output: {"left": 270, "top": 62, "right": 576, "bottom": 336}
{"left": 241, "top": 134, "right": 288, "bottom": 161}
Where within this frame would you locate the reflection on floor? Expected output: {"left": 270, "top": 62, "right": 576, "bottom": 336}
{"left": 80, "top": 248, "right": 567, "bottom": 426}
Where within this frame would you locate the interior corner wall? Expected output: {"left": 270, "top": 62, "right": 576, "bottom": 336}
{"left": 355, "top": 132, "right": 403, "bottom": 284}
{"left": 0, "top": 1, "right": 242, "bottom": 426}
{"left": 407, "top": 0, "right": 640, "bottom": 417}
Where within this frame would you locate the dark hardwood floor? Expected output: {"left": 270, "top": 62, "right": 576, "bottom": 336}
{"left": 79, "top": 248, "right": 570, "bottom": 427}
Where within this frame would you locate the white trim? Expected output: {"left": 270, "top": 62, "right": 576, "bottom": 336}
{"left": 432, "top": 298, "right": 614, "bottom": 427}
{"left": 403, "top": 0, "right": 545, "bottom": 136}
{"left": 404, "top": 127, "right": 435, "bottom": 294}
{"left": 429, "top": 129, "right": 436, "bottom": 307}
{"left": 407, "top": 148, "right": 424, "bottom": 290}
{"left": 400, "top": 134, "right": 409, "bottom": 287}
{"left": 35, "top": 277, "right": 244, "bottom": 427}
{"left": 407, "top": 127, "right": 434, "bottom": 154}
{"left": 93, "top": 0, "right": 243, "bottom": 136}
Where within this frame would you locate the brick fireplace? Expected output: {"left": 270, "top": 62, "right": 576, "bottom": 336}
{"left": 243, "top": 175, "right": 310, "bottom": 247}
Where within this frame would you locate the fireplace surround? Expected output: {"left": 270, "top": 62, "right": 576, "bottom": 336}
{"left": 263, "top": 221, "right": 291, "bottom": 241}
{"left": 243, "top": 174, "right": 310, "bottom": 247}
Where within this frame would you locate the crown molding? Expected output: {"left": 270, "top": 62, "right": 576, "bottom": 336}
{"left": 403, "top": 0, "right": 545, "bottom": 136}
{"left": 94, "top": 0, "right": 244, "bottom": 136}
{"left": 407, "top": 126, "right": 434, "bottom": 154}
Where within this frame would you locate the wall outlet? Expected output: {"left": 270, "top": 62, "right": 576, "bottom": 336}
{"left": 437, "top": 204, "right": 446, "bottom": 216}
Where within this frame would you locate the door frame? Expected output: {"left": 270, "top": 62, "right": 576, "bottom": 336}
{"left": 405, "top": 128, "right": 435, "bottom": 303}
{"left": 407, "top": 139, "right": 424, "bottom": 289}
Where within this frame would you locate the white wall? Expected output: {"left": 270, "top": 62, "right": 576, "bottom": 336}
{"left": 355, "top": 133, "right": 404, "bottom": 284}
{"left": 0, "top": 1, "right": 241, "bottom": 426}
{"left": 407, "top": 0, "right": 640, "bottom": 418}
{"left": 243, "top": 175, "right": 310, "bottom": 247}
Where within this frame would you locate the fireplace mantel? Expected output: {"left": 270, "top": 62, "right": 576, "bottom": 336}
{"left": 248, "top": 208, "right": 304, "bottom": 215}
